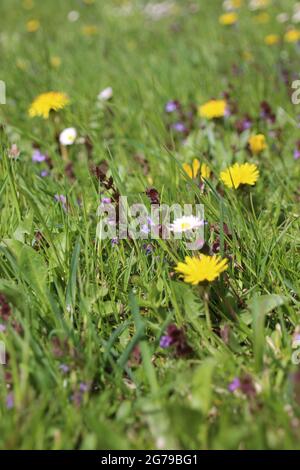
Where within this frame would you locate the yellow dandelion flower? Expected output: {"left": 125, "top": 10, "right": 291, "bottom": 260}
{"left": 22, "top": 0, "right": 34, "bottom": 10}
{"left": 50, "top": 56, "right": 62, "bottom": 68}
{"left": 26, "top": 19, "right": 40, "bottom": 33}
{"left": 219, "top": 12, "right": 238, "bottom": 26}
{"left": 226, "top": 0, "right": 243, "bottom": 7}
{"left": 248, "top": 134, "right": 267, "bottom": 154}
{"left": 198, "top": 100, "right": 227, "bottom": 120}
{"left": 243, "top": 50, "right": 254, "bottom": 62}
{"left": 200, "top": 162, "right": 211, "bottom": 180}
{"left": 264, "top": 34, "right": 279, "bottom": 45}
{"left": 253, "top": 12, "right": 270, "bottom": 24}
{"left": 232, "top": 0, "right": 243, "bottom": 6}
{"left": 284, "top": 29, "right": 300, "bottom": 43}
{"left": 81, "top": 25, "right": 98, "bottom": 36}
{"left": 183, "top": 159, "right": 211, "bottom": 181}
{"left": 175, "top": 255, "right": 228, "bottom": 285}
{"left": 16, "top": 58, "right": 29, "bottom": 71}
{"left": 28, "top": 92, "right": 69, "bottom": 119}
{"left": 220, "top": 163, "right": 259, "bottom": 189}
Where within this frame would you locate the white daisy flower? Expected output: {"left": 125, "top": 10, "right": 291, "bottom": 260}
{"left": 169, "top": 215, "right": 204, "bottom": 233}
{"left": 293, "top": 10, "right": 300, "bottom": 23}
{"left": 59, "top": 127, "right": 77, "bottom": 146}
{"left": 276, "top": 12, "right": 289, "bottom": 23}
{"left": 68, "top": 11, "right": 80, "bottom": 22}
{"left": 97, "top": 87, "right": 113, "bottom": 101}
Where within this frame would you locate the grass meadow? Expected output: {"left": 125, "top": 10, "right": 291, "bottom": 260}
{"left": 0, "top": 0, "right": 300, "bottom": 450}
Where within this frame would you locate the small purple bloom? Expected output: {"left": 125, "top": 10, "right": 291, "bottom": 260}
{"left": 6, "top": 393, "right": 14, "bottom": 409}
{"left": 54, "top": 194, "right": 67, "bottom": 204}
{"left": 0, "top": 324, "right": 6, "bottom": 332}
{"left": 59, "top": 363, "right": 70, "bottom": 374}
{"left": 101, "top": 197, "right": 111, "bottom": 204}
{"left": 79, "top": 382, "right": 89, "bottom": 393}
{"left": 160, "top": 335, "right": 172, "bottom": 348}
{"left": 224, "top": 107, "right": 231, "bottom": 118}
{"left": 32, "top": 149, "right": 46, "bottom": 163}
{"left": 54, "top": 194, "right": 67, "bottom": 211}
{"left": 165, "top": 100, "right": 179, "bottom": 113}
{"left": 294, "top": 141, "right": 300, "bottom": 160}
{"left": 111, "top": 237, "right": 119, "bottom": 246}
{"left": 172, "top": 122, "right": 186, "bottom": 133}
{"left": 235, "top": 115, "right": 252, "bottom": 134}
{"left": 294, "top": 150, "right": 300, "bottom": 160}
{"left": 143, "top": 243, "right": 153, "bottom": 255}
{"left": 141, "top": 224, "right": 150, "bottom": 235}
{"left": 160, "top": 324, "right": 192, "bottom": 356}
{"left": 260, "top": 101, "right": 275, "bottom": 124}
{"left": 228, "top": 377, "right": 241, "bottom": 392}
{"left": 40, "top": 170, "right": 49, "bottom": 177}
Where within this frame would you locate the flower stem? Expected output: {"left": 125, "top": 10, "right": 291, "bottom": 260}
{"left": 203, "top": 288, "right": 212, "bottom": 331}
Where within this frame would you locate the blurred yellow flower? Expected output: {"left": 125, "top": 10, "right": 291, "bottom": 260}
{"left": 50, "top": 56, "right": 62, "bottom": 68}
{"left": 248, "top": 134, "right": 267, "bottom": 154}
{"left": 22, "top": 0, "right": 34, "bottom": 10}
{"left": 183, "top": 159, "right": 211, "bottom": 181}
{"left": 229, "top": 0, "right": 243, "bottom": 7}
{"left": 243, "top": 50, "right": 254, "bottom": 62}
{"left": 198, "top": 99, "right": 227, "bottom": 119}
{"left": 284, "top": 29, "right": 300, "bottom": 43}
{"left": 264, "top": 34, "right": 279, "bottom": 45}
{"left": 16, "top": 58, "right": 29, "bottom": 71}
{"left": 220, "top": 163, "right": 259, "bottom": 189}
{"left": 28, "top": 92, "right": 69, "bottom": 119}
{"left": 81, "top": 25, "right": 98, "bottom": 36}
{"left": 26, "top": 19, "right": 40, "bottom": 33}
{"left": 175, "top": 255, "right": 228, "bottom": 285}
{"left": 253, "top": 12, "right": 270, "bottom": 24}
{"left": 219, "top": 12, "right": 238, "bottom": 25}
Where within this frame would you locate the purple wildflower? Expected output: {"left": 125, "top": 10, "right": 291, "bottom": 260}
{"left": 0, "top": 324, "right": 6, "bottom": 332}
{"left": 159, "top": 324, "right": 192, "bottom": 356}
{"left": 143, "top": 243, "right": 153, "bottom": 255}
{"left": 260, "top": 101, "right": 276, "bottom": 124}
{"left": 6, "top": 393, "right": 14, "bottom": 409}
{"left": 54, "top": 194, "right": 67, "bottom": 205}
{"left": 165, "top": 100, "right": 179, "bottom": 113}
{"left": 228, "top": 377, "right": 241, "bottom": 392}
{"left": 294, "top": 141, "right": 300, "bottom": 160}
{"left": 160, "top": 335, "right": 172, "bottom": 348}
{"left": 141, "top": 224, "right": 150, "bottom": 235}
{"left": 59, "top": 363, "right": 70, "bottom": 374}
{"left": 101, "top": 197, "right": 111, "bottom": 204}
{"left": 54, "top": 194, "right": 67, "bottom": 211}
{"left": 171, "top": 122, "right": 187, "bottom": 133}
{"left": 235, "top": 115, "right": 252, "bottom": 134}
{"left": 72, "top": 382, "right": 89, "bottom": 407}
{"left": 32, "top": 149, "right": 46, "bottom": 163}
{"left": 40, "top": 170, "right": 49, "bottom": 177}
{"left": 79, "top": 382, "right": 89, "bottom": 393}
